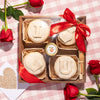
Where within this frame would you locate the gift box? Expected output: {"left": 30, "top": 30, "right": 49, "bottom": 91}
{"left": 19, "top": 16, "right": 86, "bottom": 83}
{"left": 18, "top": 8, "right": 90, "bottom": 83}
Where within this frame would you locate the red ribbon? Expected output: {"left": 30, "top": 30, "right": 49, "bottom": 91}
{"left": 50, "top": 8, "right": 91, "bottom": 52}
{"left": 18, "top": 60, "right": 44, "bottom": 83}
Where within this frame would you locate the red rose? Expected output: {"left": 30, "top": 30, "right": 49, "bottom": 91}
{"left": 88, "top": 60, "right": 100, "bottom": 75}
{"left": 0, "top": 29, "right": 13, "bottom": 42}
{"left": 64, "top": 84, "right": 79, "bottom": 100}
{"left": 29, "top": 0, "right": 44, "bottom": 8}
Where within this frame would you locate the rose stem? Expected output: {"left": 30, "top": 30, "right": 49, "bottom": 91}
{"left": 4, "top": 0, "right": 8, "bottom": 31}
{"left": 94, "top": 75, "right": 100, "bottom": 90}
{"left": 79, "top": 92, "right": 100, "bottom": 97}
{"left": 12, "top": 2, "right": 29, "bottom": 7}
{"left": 1, "top": 1, "right": 29, "bottom": 10}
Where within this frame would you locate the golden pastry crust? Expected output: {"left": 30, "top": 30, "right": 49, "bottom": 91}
{"left": 23, "top": 52, "right": 46, "bottom": 75}
{"left": 58, "top": 26, "right": 76, "bottom": 45}
{"left": 27, "top": 19, "right": 50, "bottom": 43}
{"left": 54, "top": 56, "right": 77, "bottom": 79}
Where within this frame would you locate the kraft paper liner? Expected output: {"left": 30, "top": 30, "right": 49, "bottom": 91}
{"left": 56, "top": 38, "right": 78, "bottom": 50}
{"left": 22, "top": 19, "right": 52, "bottom": 47}
{"left": 22, "top": 48, "right": 46, "bottom": 80}
{"left": 49, "top": 55, "right": 79, "bottom": 81}
{"left": 56, "top": 20, "right": 82, "bottom": 50}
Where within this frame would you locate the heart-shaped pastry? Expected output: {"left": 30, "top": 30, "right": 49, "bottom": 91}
{"left": 0, "top": 68, "right": 17, "bottom": 89}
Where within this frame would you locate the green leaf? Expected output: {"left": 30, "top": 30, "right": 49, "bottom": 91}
{"left": 86, "top": 96, "right": 100, "bottom": 100}
{"left": 88, "top": 98, "right": 100, "bottom": 100}
{"left": 12, "top": 9, "right": 24, "bottom": 20}
{"left": 86, "top": 88, "right": 100, "bottom": 99}
{"left": 0, "top": 8, "right": 2, "bottom": 12}
{"left": 3, "top": 6, "right": 24, "bottom": 21}
{"left": 97, "top": 88, "right": 100, "bottom": 95}
{"left": 86, "top": 88, "right": 98, "bottom": 95}
{"left": 0, "top": 9, "right": 5, "bottom": 21}
{"left": 7, "top": 6, "right": 15, "bottom": 16}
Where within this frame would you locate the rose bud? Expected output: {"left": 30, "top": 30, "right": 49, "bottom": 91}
{"left": 29, "top": 0, "right": 44, "bottom": 8}
{"left": 88, "top": 60, "right": 100, "bottom": 75}
{"left": 64, "top": 84, "right": 79, "bottom": 100}
{"left": 0, "top": 29, "right": 13, "bottom": 42}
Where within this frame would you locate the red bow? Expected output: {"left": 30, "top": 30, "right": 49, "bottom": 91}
{"left": 18, "top": 60, "right": 44, "bottom": 83}
{"left": 50, "top": 8, "right": 91, "bottom": 52}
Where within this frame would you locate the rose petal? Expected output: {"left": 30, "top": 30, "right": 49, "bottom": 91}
{"left": 6, "top": 29, "right": 13, "bottom": 42}
{"left": 0, "top": 29, "right": 8, "bottom": 39}
{"left": 88, "top": 60, "right": 100, "bottom": 67}
{"left": 70, "top": 98, "right": 77, "bottom": 100}
{"left": 68, "top": 84, "right": 79, "bottom": 98}
{"left": 64, "top": 85, "right": 70, "bottom": 100}
{"left": 90, "top": 67, "right": 100, "bottom": 75}
{"left": 0, "top": 29, "right": 13, "bottom": 42}
{"left": 29, "top": 0, "right": 44, "bottom": 8}
{"left": 64, "top": 84, "right": 79, "bottom": 100}
{"left": 88, "top": 60, "right": 100, "bottom": 75}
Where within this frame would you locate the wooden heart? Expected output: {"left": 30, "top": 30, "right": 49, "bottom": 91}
{"left": 0, "top": 68, "right": 17, "bottom": 89}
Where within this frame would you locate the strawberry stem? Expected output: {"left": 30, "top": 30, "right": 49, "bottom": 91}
{"left": 4, "top": 0, "right": 8, "bottom": 31}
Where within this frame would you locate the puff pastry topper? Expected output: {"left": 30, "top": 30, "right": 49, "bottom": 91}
{"left": 50, "top": 8, "right": 91, "bottom": 52}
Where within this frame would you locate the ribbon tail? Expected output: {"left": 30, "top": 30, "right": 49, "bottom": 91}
{"left": 50, "top": 22, "right": 73, "bottom": 36}
{"left": 18, "top": 60, "right": 44, "bottom": 83}
{"left": 79, "top": 24, "right": 91, "bottom": 37}
{"left": 75, "top": 30, "right": 86, "bottom": 53}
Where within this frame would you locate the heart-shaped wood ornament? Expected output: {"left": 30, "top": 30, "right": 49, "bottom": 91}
{"left": 0, "top": 68, "right": 17, "bottom": 89}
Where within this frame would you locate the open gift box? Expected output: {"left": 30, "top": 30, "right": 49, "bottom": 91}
{"left": 18, "top": 13, "right": 87, "bottom": 83}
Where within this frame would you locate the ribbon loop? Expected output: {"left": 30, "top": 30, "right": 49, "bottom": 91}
{"left": 63, "top": 8, "right": 76, "bottom": 23}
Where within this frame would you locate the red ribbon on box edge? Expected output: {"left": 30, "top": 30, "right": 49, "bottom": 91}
{"left": 50, "top": 8, "right": 91, "bottom": 53}
{"left": 18, "top": 60, "right": 45, "bottom": 83}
